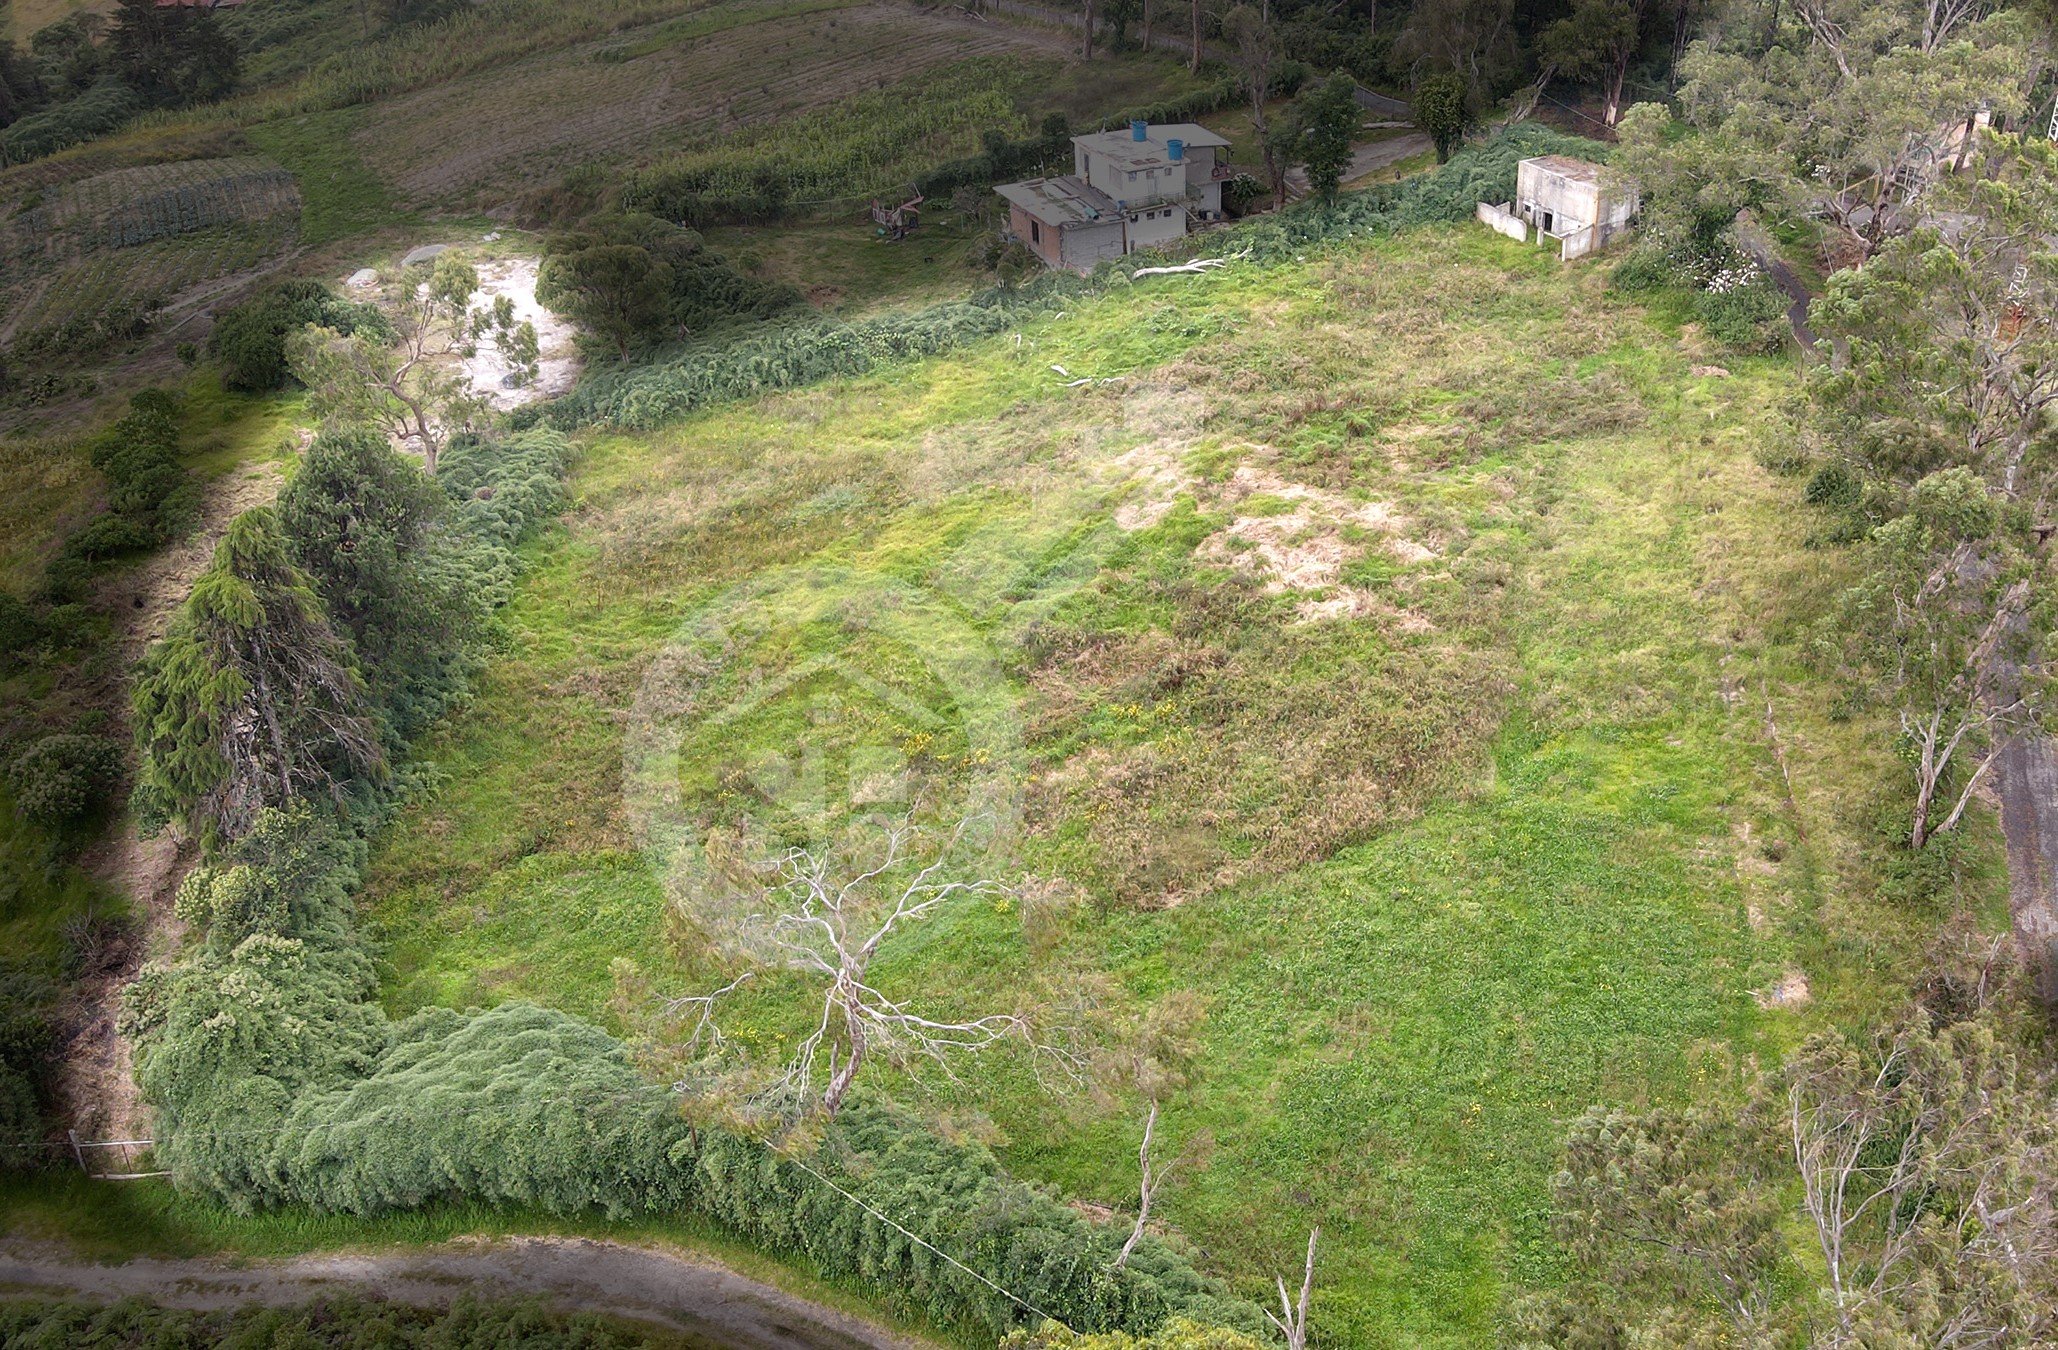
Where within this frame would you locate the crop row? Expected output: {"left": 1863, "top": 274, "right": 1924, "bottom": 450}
{"left": 2, "top": 158, "right": 297, "bottom": 285}
{"left": 361, "top": 9, "right": 1043, "bottom": 202}
{"left": 625, "top": 54, "right": 1048, "bottom": 208}
{"left": 6, "top": 217, "right": 297, "bottom": 362}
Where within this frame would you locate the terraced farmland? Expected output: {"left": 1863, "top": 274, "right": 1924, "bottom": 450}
{"left": 0, "top": 156, "right": 300, "bottom": 352}
{"left": 352, "top": 2, "right": 1070, "bottom": 207}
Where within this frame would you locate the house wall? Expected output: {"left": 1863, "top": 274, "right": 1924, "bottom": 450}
{"left": 1124, "top": 205, "right": 1188, "bottom": 253}
{"left": 1559, "top": 219, "right": 1631, "bottom": 261}
{"left": 1010, "top": 203, "right": 1064, "bottom": 269}
{"left": 1476, "top": 200, "right": 1527, "bottom": 242}
{"left": 1516, "top": 164, "right": 1600, "bottom": 234}
{"left": 1595, "top": 184, "right": 1638, "bottom": 229}
{"left": 1060, "top": 219, "right": 1127, "bottom": 270}
{"left": 1183, "top": 148, "right": 1222, "bottom": 215}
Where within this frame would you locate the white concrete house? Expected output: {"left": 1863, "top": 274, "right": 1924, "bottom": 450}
{"left": 996, "top": 121, "right": 1232, "bottom": 273}
{"left": 1513, "top": 155, "right": 1638, "bottom": 260}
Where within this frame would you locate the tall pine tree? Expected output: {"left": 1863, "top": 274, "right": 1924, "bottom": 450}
{"left": 133, "top": 509, "right": 382, "bottom": 845}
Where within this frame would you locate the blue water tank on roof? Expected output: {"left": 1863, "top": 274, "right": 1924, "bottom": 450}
{"left": 1167, "top": 138, "right": 1184, "bottom": 161}
{"left": 1131, "top": 119, "right": 1148, "bottom": 141}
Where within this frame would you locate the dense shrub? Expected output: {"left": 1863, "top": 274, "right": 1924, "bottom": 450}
{"left": 0, "top": 1294, "right": 684, "bottom": 1347}
{"left": 536, "top": 214, "right": 796, "bottom": 358}
{"left": 209, "top": 279, "right": 390, "bottom": 392}
{"left": 46, "top": 388, "right": 197, "bottom": 598}
{"left": 561, "top": 125, "right": 1604, "bottom": 432}
{"left": 5, "top": 734, "right": 123, "bottom": 826}
{"left": 0, "top": 78, "right": 137, "bottom": 165}
{"left": 0, "top": 969, "right": 56, "bottom": 1169}
{"left": 1695, "top": 275, "right": 1789, "bottom": 353}
{"left": 0, "top": 593, "right": 45, "bottom": 664}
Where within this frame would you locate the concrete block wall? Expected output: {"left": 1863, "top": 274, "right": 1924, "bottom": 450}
{"left": 1476, "top": 200, "right": 1527, "bottom": 243}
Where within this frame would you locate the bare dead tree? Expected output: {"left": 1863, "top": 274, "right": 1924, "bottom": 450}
{"left": 1788, "top": 1022, "right": 2058, "bottom": 1349}
{"left": 666, "top": 814, "right": 1074, "bottom": 1117}
{"left": 1114, "top": 1100, "right": 1204, "bottom": 1268}
{"left": 1267, "top": 1228, "right": 1319, "bottom": 1350}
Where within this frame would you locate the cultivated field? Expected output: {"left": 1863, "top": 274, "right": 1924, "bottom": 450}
{"left": 351, "top": 3, "right": 1075, "bottom": 209}
{"left": 0, "top": 155, "right": 300, "bottom": 353}
{"left": 358, "top": 224, "right": 1920, "bottom": 1347}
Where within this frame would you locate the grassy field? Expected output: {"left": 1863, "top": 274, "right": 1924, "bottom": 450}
{"left": 352, "top": 224, "right": 1971, "bottom": 1346}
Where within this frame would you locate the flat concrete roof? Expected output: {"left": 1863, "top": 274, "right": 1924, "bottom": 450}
{"left": 1521, "top": 154, "right": 1604, "bottom": 184}
{"left": 1074, "top": 123, "right": 1231, "bottom": 173}
{"left": 996, "top": 174, "right": 1121, "bottom": 227}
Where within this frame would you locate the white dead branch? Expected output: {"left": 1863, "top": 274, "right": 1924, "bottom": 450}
{"left": 1267, "top": 1228, "right": 1320, "bottom": 1350}
{"left": 666, "top": 813, "right": 1077, "bottom": 1116}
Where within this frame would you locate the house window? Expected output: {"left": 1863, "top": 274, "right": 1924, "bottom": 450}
{"left": 1128, "top": 171, "right": 1137, "bottom": 181}
{"left": 1030, "top": 220, "right": 1041, "bottom": 244}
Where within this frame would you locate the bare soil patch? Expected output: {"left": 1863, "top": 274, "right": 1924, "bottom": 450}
{"left": 0, "top": 1236, "right": 936, "bottom": 1350}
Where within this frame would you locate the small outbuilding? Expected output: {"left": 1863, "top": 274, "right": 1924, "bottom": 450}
{"left": 997, "top": 120, "right": 1232, "bottom": 273}
{"left": 1513, "top": 155, "right": 1637, "bottom": 259}
{"left": 1479, "top": 156, "right": 1639, "bottom": 260}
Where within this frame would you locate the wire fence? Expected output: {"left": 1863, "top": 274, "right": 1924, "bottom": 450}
{"left": 66, "top": 1132, "right": 170, "bottom": 1180}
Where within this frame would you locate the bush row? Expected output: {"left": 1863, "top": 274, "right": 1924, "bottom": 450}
{"left": 557, "top": 124, "right": 1605, "bottom": 432}
{"left": 0, "top": 78, "right": 137, "bottom": 165}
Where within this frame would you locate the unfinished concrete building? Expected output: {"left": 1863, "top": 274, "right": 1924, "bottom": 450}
{"left": 1478, "top": 155, "right": 1639, "bottom": 260}
{"left": 996, "top": 121, "right": 1231, "bottom": 273}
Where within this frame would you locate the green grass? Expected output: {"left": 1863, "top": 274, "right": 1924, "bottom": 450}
{"left": 350, "top": 225, "right": 1983, "bottom": 1346}
{"left": 245, "top": 108, "right": 405, "bottom": 247}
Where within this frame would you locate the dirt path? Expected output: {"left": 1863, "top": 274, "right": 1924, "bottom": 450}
{"left": 0, "top": 1236, "right": 936, "bottom": 1350}
{"left": 1283, "top": 132, "right": 1432, "bottom": 196}
{"left": 54, "top": 453, "right": 292, "bottom": 1143}
{"left": 1996, "top": 734, "right": 2058, "bottom": 1005}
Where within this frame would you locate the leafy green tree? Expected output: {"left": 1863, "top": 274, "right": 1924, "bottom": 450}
{"left": 28, "top": 14, "right": 105, "bottom": 95}
{"left": 1413, "top": 71, "right": 1468, "bottom": 162}
{"left": 1394, "top": 0, "right": 1517, "bottom": 103}
{"left": 1280, "top": 70, "right": 1360, "bottom": 200}
{"left": 1528, "top": 1015, "right": 2058, "bottom": 1347}
{"left": 276, "top": 427, "right": 473, "bottom": 731}
{"left": 1838, "top": 468, "right": 2044, "bottom": 851}
{"left": 1536, "top": 0, "right": 1645, "bottom": 125}
{"left": 536, "top": 242, "right": 674, "bottom": 361}
{"left": 1811, "top": 135, "right": 2058, "bottom": 496}
{"left": 1224, "top": 6, "right": 1287, "bottom": 200}
{"left": 288, "top": 254, "right": 533, "bottom": 475}
{"left": 131, "top": 509, "right": 383, "bottom": 845}
{"left": 1635, "top": 0, "right": 2027, "bottom": 261}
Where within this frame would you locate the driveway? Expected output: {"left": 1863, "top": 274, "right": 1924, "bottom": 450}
{"left": 1285, "top": 131, "right": 1434, "bottom": 197}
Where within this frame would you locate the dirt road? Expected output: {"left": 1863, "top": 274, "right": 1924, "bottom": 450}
{"left": 0, "top": 1236, "right": 937, "bottom": 1350}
